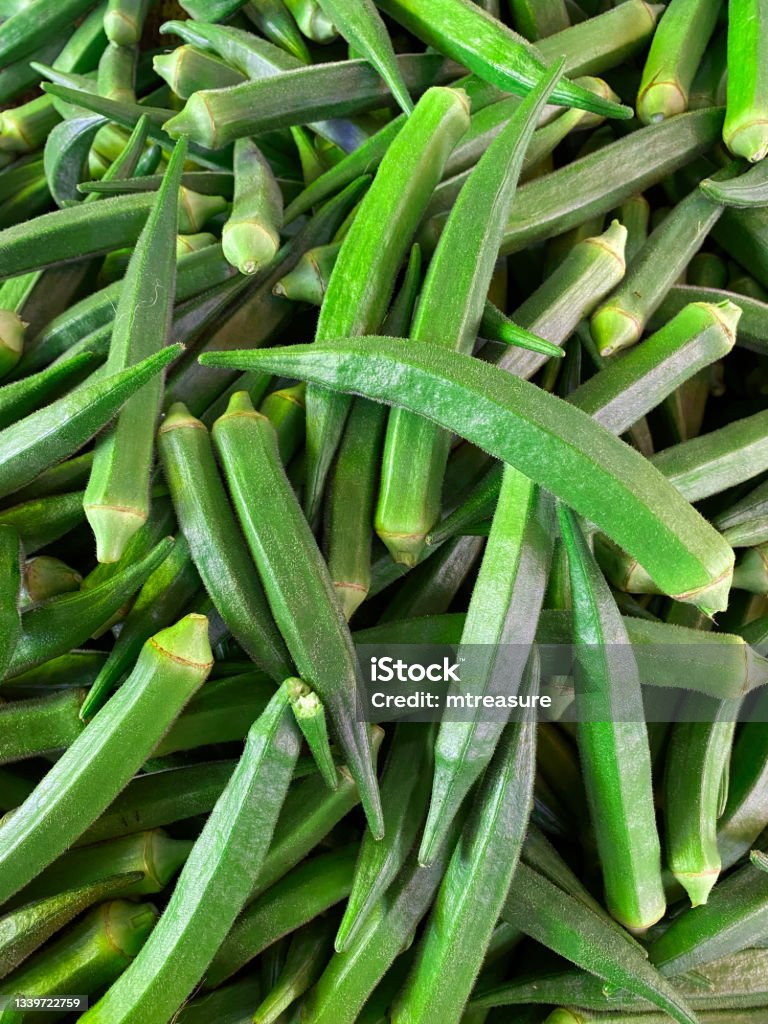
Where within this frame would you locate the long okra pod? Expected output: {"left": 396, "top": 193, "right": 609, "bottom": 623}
{"left": 723, "top": 0, "right": 768, "bottom": 161}
{"left": 376, "top": 61, "right": 563, "bottom": 565}
{"left": 392, "top": 666, "right": 538, "bottom": 1024}
{"left": 0, "top": 614, "right": 212, "bottom": 905}
{"left": 80, "top": 685, "right": 301, "bottom": 1024}
{"left": 213, "top": 393, "right": 383, "bottom": 837}
{"left": 421, "top": 471, "right": 553, "bottom": 863}
{"left": 201, "top": 338, "right": 735, "bottom": 613}
{"left": 158, "top": 402, "right": 291, "bottom": 680}
{"left": 375, "top": 0, "right": 630, "bottom": 118}
{"left": 0, "top": 344, "right": 181, "bottom": 500}
{"left": 303, "top": 85, "right": 470, "bottom": 523}
{"left": 84, "top": 138, "right": 187, "bottom": 563}
{"left": 559, "top": 506, "right": 665, "bottom": 932}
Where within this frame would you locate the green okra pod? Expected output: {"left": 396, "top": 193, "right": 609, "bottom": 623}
{"left": 0, "top": 351, "right": 96, "bottom": 431}
{"left": 508, "top": 0, "right": 568, "bottom": 40}
{"left": 153, "top": 45, "right": 245, "bottom": 99}
{"left": 591, "top": 183, "right": 733, "bottom": 355}
{"left": 21, "top": 556, "right": 81, "bottom": 608}
{"left": 0, "top": 0, "right": 99, "bottom": 64}
{"left": 723, "top": 0, "right": 768, "bottom": 161}
{"left": 335, "top": 723, "right": 434, "bottom": 952}
{"left": 421, "top": 472, "right": 553, "bottom": 864}
{"left": 201, "top": 338, "right": 735, "bottom": 614}
{"left": 636, "top": 0, "right": 720, "bottom": 123}
{"left": 304, "top": 85, "right": 470, "bottom": 523}
{"left": 206, "top": 845, "right": 356, "bottom": 987}
{"left": 0, "top": 688, "right": 86, "bottom": 764}
{"left": 222, "top": 137, "right": 283, "bottom": 276}
{"left": 0, "top": 614, "right": 212, "bottom": 905}
{"left": 97, "top": 42, "right": 137, "bottom": 104}
{"left": 376, "top": 61, "right": 563, "bottom": 565}
{"left": 0, "top": 901, "right": 158, "bottom": 1010}
{"left": 714, "top": 478, "right": 768, "bottom": 547}
{"left": 392, "top": 670, "right": 538, "bottom": 1024}
{"left": 163, "top": 54, "right": 465, "bottom": 148}
{"left": 252, "top": 916, "right": 336, "bottom": 1024}
{"left": 0, "top": 874, "right": 143, "bottom": 979}
{"left": 376, "top": 0, "right": 630, "bottom": 118}
{"left": 317, "top": 0, "right": 412, "bottom": 112}
{"left": 559, "top": 505, "right": 665, "bottom": 932}
{"left": 80, "top": 685, "right": 300, "bottom": 1024}
{"left": 702, "top": 157, "right": 768, "bottom": 208}
{"left": 84, "top": 139, "right": 187, "bottom": 563}
{"left": 105, "top": 0, "right": 153, "bottom": 46}
{"left": 0, "top": 526, "right": 21, "bottom": 681}
{"left": 0, "top": 311, "right": 23, "bottom": 379}
{"left": 158, "top": 401, "right": 291, "bottom": 680}
{"left": 717, "top": 686, "right": 768, "bottom": 869}
{"left": 286, "top": 677, "right": 337, "bottom": 791}
{"left": 213, "top": 393, "right": 383, "bottom": 838}
{"left": 244, "top": 0, "right": 312, "bottom": 62}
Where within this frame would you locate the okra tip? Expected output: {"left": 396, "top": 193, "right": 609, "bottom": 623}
{"left": 637, "top": 80, "right": 687, "bottom": 125}
{"left": 148, "top": 612, "right": 214, "bottom": 672}
{"left": 222, "top": 219, "right": 281, "bottom": 276}
{"left": 376, "top": 523, "right": 428, "bottom": 568}
{"left": 86, "top": 502, "right": 151, "bottom": 565}
{"left": 590, "top": 304, "right": 642, "bottom": 357}
{"left": 158, "top": 401, "right": 206, "bottom": 436}
{"left": 587, "top": 219, "right": 627, "bottom": 267}
{"left": 674, "top": 867, "right": 719, "bottom": 908}
{"left": 102, "top": 899, "right": 159, "bottom": 956}
{"left": 163, "top": 94, "right": 217, "bottom": 149}
{"left": 724, "top": 121, "right": 768, "bottom": 164}
{"left": 673, "top": 558, "right": 734, "bottom": 617}
{"left": 0, "top": 310, "right": 25, "bottom": 360}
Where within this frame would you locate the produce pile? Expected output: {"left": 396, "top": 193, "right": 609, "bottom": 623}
{"left": 1, "top": 0, "right": 768, "bottom": 1021}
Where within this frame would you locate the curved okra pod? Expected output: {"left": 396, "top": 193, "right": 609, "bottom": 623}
{"left": 0, "top": 874, "right": 143, "bottom": 979}
{"left": 316, "top": 0, "right": 413, "bottom": 113}
{"left": 392, "top": 668, "right": 538, "bottom": 1024}
{"left": 636, "top": 0, "right": 720, "bottom": 123}
{"left": 162, "top": 54, "right": 464, "bottom": 148}
{"left": 375, "top": 0, "right": 630, "bottom": 118}
{"left": 723, "top": 0, "right": 768, "bottom": 161}
{"left": 591, "top": 183, "right": 734, "bottom": 355}
{"left": 664, "top": 695, "right": 739, "bottom": 907}
{"left": 83, "top": 139, "right": 187, "bottom": 563}
{"left": 222, "top": 138, "right": 283, "bottom": 275}
{"left": 160, "top": 17, "right": 303, "bottom": 78}
{"left": 0, "top": 901, "right": 158, "bottom": 1008}
{"left": 420, "top": 472, "right": 553, "bottom": 864}
{"left": 326, "top": 243, "right": 422, "bottom": 619}
{"left": 0, "top": 614, "right": 212, "bottom": 905}
{"left": 252, "top": 916, "right": 336, "bottom": 1024}
{"left": 212, "top": 393, "right": 383, "bottom": 838}
{"left": 376, "top": 61, "right": 563, "bottom": 565}
{"left": 502, "top": 864, "right": 698, "bottom": 1024}
{"left": 701, "top": 158, "right": 768, "bottom": 208}
{"left": 205, "top": 845, "right": 356, "bottom": 986}
{"left": 157, "top": 401, "right": 291, "bottom": 680}
{"left": 286, "top": 677, "right": 337, "bottom": 791}
{"left": 558, "top": 506, "right": 665, "bottom": 932}
{"left": 335, "top": 722, "right": 434, "bottom": 952}
{"left": 7, "top": 537, "right": 174, "bottom": 678}
{"left": 200, "top": 338, "right": 735, "bottom": 614}
{"left": 303, "top": 85, "right": 469, "bottom": 523}
{"left": 0, "top": 526, "right": 21, "bottom": 681}
{"left": 80, "top": 685, "right": 300, "bottom": 1024}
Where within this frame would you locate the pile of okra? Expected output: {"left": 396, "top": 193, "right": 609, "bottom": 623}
{"left": 3, "top": 0, "right": 768, "bottom": 1020}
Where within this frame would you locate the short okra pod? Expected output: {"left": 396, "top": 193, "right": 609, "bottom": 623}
{"left": 205, "top": 845, "right": 356, "bottom": 987}
{"left": 0, "top": 901, "right": 158, "bottom": 1008}
{"left": 558, "top": 505, "right": 665, "bottom": 933}
{"left": 80, "top": 685, "right": 301, "bottom": 1024}
{"left": 0, "top": 874, "right": 143, "bottom": 980}
{"left": 243, "top": 0, "right": 312, "bottom": 62}
{"left": 160, "top": 15, "right": 304, "bottom": 78}
{"left": 304, "top": 85, "right": 470, "bottom": 523}
{"left": 376, "top": 0, "right": 630, "bottom": 118}
{"left": 84, "top": 139, "right": 187, "bottom": 563}
{"left": 0, "top": 614, "right": 212, "bottom": 904}
{"left": 157, "top": 401, "right": 291, "bottom": 680}
{"left": 636, "top": 0, "right": 720, "bottom": 123}
{"left": 105, "top": 0, "right": 153, "bottom": 46}
{"left": 212, "top": 393, "right": 383, "bottom": 838}
{"left": 335, "top": 722, "right": 435, "bottom": 952}
{"left": 7, "top": 537, "right": 174, "bottom": 678}
{"left": 591, "top": 183, "right": 733, "bottom": 355}
{"left": 97, "top": 42, "right": 137, "bottom": 104}
{"left": 201, "top": 338, "right": 735, "bottom": 614}
{"left": 0, "top": 96, "right": 59, "bottom": 155}
{"left": 222, "top": 137, "right": 283, "bottom": 276}
{"left": 316, "top": 0, "right": 412, "bottom": 113}
{"left": 252, "top": 916, "right": 336, "bottom": 1024}
{"left": 723, "top": 0, "right": 768, "bottom": 161}
{"left": 617, "top": 193, "right": 650, "bottom": 263}
{"left": 21, "top": 556, "right": 81, "bottom": 608}
{"left": 392, "top": 667, "right": 538, "bottom": 1024}
{"left": 286, "top": 677, "right": 337, "bottom": 791}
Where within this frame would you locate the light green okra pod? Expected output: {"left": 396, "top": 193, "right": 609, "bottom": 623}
{"left": 723, "top": 0, "right": 768, "bottom": 161}
{"left": 222, "top": 137, "right": 283, "bottom": 276}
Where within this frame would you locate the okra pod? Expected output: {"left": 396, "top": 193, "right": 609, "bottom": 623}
{"left": 105, "top": 0, "right": 153, "bottom": 46}
{"left": 286, "top": 677, "right": 337, "bottom": 790}
{"left": 723, "top": 0, "right": 768, "bottom": 161}
{"left": 222, "top": 138, "right": 283, "bottom": 275}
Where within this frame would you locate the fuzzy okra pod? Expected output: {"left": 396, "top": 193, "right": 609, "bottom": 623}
{"left": 222, "top": 138, "right": 283, "bottom": 275}
{"left": 723, "top": 0, "right": 768, "bottom": 161}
